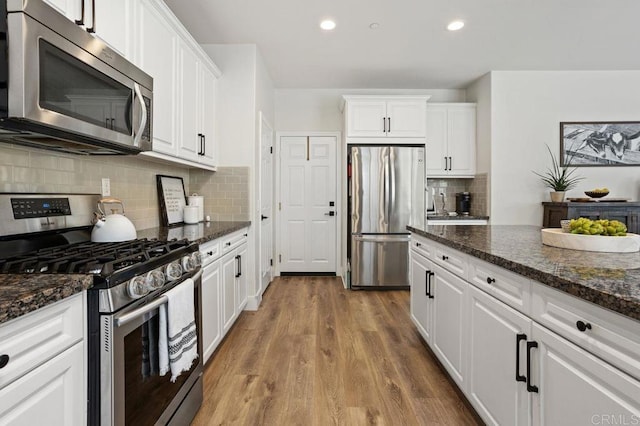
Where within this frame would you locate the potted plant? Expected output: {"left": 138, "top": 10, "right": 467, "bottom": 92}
{"left": 533, "top": 145, "right": 584, "bottom": 202}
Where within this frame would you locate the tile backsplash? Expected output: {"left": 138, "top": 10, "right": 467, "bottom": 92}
{"left": 0, "top": 144, "right": 192, "bottom": 230}
{"left": 427, "top": 173, "right": 489, "bottom": 216}
{"left": 190, "top": 167, "right": 249, "bottom": 221}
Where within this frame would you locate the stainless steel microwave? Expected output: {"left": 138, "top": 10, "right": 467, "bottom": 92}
{"left": 0, "top": 0, "right": 153, "bottom": 155}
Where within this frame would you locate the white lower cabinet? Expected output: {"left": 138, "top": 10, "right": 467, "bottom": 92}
{"left": 201, "top": 258, "right": 222, "bottom": 363}
{"left": 431, "top": 263, "right": 467, "bottom": 388}
{"left": 199, "top": 229, "right": 249, "bottom": 363}
{"left": 531, "top": 323, "right": 640, "bottom": 426}
{"left": 0, "top": 293, "right": 85, "bottom": 425}
{"left": 467, "top": 285, "right": 531, "bottom": 426}
{"left": 409, "top": 233, "right": 640, "bottom": 426}
{"left": 0, "top": 342, "right": 84, "bottom": 425}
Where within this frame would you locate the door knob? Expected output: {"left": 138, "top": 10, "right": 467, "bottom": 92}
{"left": 324, "top": 211, "right": 335, "bottom": 216}
{"left": 261, "top": 215, "right": 269, "bottom": 220}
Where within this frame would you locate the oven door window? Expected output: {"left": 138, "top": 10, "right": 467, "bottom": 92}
{"left": 39, "top": 40, "right": 133, "bottom": 136}
{"left": 122, "top": 311, "right": 196, "bottom": 424}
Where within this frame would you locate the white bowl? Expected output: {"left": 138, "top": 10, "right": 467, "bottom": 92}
{"left": 541, "top": 228, "right": 640, "bottom": 253}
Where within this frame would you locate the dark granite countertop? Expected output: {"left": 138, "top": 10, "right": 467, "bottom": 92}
{"left": 0, "top": 274, "right": 93, "bottom": 325}
{"left": 137, "top": 221, "right": 251, "bottom": 245}
{"left": 426, "top": 215, "right": 490, "bottom": 221}
{"left": 0, "top": 221, "right": 250, "bottom": 326}
{"left": 407, "top": 224, "right": 640, "bottom": 322}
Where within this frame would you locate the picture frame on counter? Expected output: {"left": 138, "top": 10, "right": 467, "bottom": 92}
{"left": 560, "top": 121, "right": 640, "bottom": 166}
{"left": 156, "top": 175, "right": 187, "bottom": 226}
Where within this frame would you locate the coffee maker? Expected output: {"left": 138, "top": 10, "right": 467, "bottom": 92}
{"left": 455, "top": 192, "right": 471, "bottom": 216}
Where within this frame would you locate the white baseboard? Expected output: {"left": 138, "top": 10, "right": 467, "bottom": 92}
{"left": 245, "top": 294, "right": 262, "bottom": 311}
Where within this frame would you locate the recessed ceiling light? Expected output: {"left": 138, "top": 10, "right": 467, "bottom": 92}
{"left": 447, "top": 20, "right": 465, "bottom": 31}
{"left": 320, "top": 19, "right": 336, "bottom": 31}
{"left": 369, "top": 22, "right": 380, "bottom": 30}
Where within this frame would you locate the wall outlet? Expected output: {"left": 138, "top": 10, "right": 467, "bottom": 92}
{"left": 101, "top": 178, "right": 111, "bottom": 196}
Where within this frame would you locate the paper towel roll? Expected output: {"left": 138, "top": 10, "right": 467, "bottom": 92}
{"left": 188, "top": 194, "right": 204, "bottom": 222}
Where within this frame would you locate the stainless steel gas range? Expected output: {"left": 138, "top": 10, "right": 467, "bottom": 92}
{"left": 0, "top": 193, "right": 203, "bottom": 425}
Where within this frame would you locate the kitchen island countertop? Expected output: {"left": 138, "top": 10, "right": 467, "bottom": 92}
{"left": 0, "top": 221, "right": 250, "bottom": 326}
{"left": 407, "top": 224, "right": 640, "bottom": 322}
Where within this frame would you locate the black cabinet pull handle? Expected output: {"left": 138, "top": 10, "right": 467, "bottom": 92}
{"left": 0, "top": 354, "right": 9, "bottom": 369}
{"left": 442, "top": 255, "right": 448, "bottom": 261}
{"left": 387, "top": 117, "right": 391, "bottom": 133}
{"left": 428, "top": 272, "right": 435, "bottom": 299}
{"left": 448, "top": 156, "right": 452, "bottom": 171}
{"left": 197, "top": 133, "right": 203, "bottom": 155}
{"left": 425, "top": 270, "right": 431, "bottom": 297}
{"left": 526, "top": 341, "right": 539, "bottom": 393}
{"left": 486, "top": 277, "right": 496, "bottom": 284}
{"left": 235, "top": 255, "right": 241, "bottom": 277}
{"left": 576, "top": 320, "right": 592, "bottom": 332}
{"left": 515, "top": 333, "right": 527, "bottom": 382}
{"left": 202, "top": 134, "right": 206, "bottom": 156}
{"left": 207, "top": 251, "right": 213, "bottom": 256}
{"left": 226, "top": 242, "right": 231, "bottom": 246}
{"left": 444, "top": 156, "right": 448, "bottom": 170}
{"left": 75, "top": 0, "right": 85, "bottom": 25}
{"left": 382, "top": 117, "right": 386, "bottom": 133}
{"left": 86, "top": 0, "right": 96, "bottom": 33}
{"left": 243, "top": 233, "right": 248, "bottom": 237}
{"left": 416, "top": 242, "right": 421, "bottom": 247}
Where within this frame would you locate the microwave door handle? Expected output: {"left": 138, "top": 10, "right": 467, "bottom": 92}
{"left": 86, "top": 0, "right": 96, "bottom": 33}
{"left": 75, "top": 0, "right": 85, "bottom": 26}
{"left": 133, "top": 83, "right": 147, "bottom": 148}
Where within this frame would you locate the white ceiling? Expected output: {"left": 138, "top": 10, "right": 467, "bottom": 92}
{"left": 164, "top": 0, "right": 640, "bottom": 89}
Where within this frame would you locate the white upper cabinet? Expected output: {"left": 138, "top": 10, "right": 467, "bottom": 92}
{"left": 135, "top": 0, "right": 178, "bottom": 156}
{"left": 178, "top": 39, "right": 201, "bottom": 162}
{"left": 344, "top": 96, "right": 428, "bottom": 139}
{"left": 198, "top": 65, "right": 217, "bottom": 166}
{"left": 426, "top": 103, "right": 476, "bottom": 178}
{"left": 42, "top": 0, "right": 133, "bottom": 58}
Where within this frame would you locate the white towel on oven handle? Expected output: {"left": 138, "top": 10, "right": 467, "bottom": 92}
{"left": 158, "top": 278, "right": 198, "bottom": 382}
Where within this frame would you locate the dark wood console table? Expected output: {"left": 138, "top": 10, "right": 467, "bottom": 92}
{"left": 542, "top": 201, "right": 640, "bottom": 234}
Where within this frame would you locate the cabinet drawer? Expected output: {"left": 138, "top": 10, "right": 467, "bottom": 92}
{"left": 200, "top": 239, "right": 221, "bottom": 265}
{"left": 221, "top": 228, "right": 249, "bottom": 255}
{"left": 531, "top": 283, "right": 640, "bottom": 381}
{"left": 0, "top": 293, "right": 84, "bottom": 389}
{"left": 410, "top": 233, "right": 433, "bottom": 260}
{"left": 432, "top": 242, "right": 468, "bottom": 280}
{"left": 468, "top": 257, "right": 531, "bottom": 315}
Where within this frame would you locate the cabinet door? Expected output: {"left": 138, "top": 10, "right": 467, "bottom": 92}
{"left": 410, "top": 251, "right": 433, "bottom": 342}
{"left": 201, "top": 260, "right": 221, "bottom": 363}
{"left": 198, "top": 64, "right": 217, "bottom": 166}
{"left": 447, "top": 105, "right": 476, "bottom": 176}
{"left": 177, "top": 40, "right": 200, "bottom": 162}
{"left": 467, "top": 285, "right": 532, "bottom": 426}
{"left": 0, "top": 343, "right": 84, "bottom": 426}
{"left": 386, "top": 100, "right": 426, "bottom": 137}
{"left": 346, "top": 100, "right": 387, "bottom": 137}
{"left": 431, "top": 264, "right": 467, "bottom": 388}
{"left": 236, "top": 243, "right": 248, "bottom": 312}
{"left": 426, "top": 105, "right": 448, "bottom": 176}
{"left": 221, "top": 251, "right": 237, "bottom": 335}
{"left": 135, "top": 0, "right": 177, "bottom": 155}
{"left": 92, "top": 0, "right": 133, "bottom": 58}
{"left": 531, "top": 323, "right": 640, "bottom": 426}
{"left": 42, "top": 0, "right": 81, "bottom": 22}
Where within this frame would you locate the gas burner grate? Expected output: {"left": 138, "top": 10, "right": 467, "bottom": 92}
{"left": 0, "top": 238, "right": 193, "bottom": 275}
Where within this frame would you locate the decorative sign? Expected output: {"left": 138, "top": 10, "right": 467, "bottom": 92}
{"left": 156, "top": 175, "right": 187, "bottom": 226}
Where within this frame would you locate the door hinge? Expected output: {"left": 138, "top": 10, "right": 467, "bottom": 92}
{"left": 279, "top": 254, "right": 282, "bottom": 263}
{"left": 269, "top": 258, "right": 273, "bottom": 266}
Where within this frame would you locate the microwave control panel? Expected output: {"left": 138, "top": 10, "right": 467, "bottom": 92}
{"left": 11, "top": 197, "right": 71, "bottom": 219}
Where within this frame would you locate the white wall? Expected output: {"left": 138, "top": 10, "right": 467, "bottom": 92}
{"left": 202, "top": 44, "right": 256, "bottom": 167}
{"left": 489, "top": 71, "right": 640, "bottom": 225}
{"left": 275, "top": 88, "right": 466, "bottom": 131}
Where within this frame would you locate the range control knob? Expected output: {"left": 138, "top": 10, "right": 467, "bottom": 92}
{"left": 127, "top": 276, "right": 150, "bottom": 299}
{"left": 165, "top": 261, "right": 183, "bottom": 281}
{"left": 147, "top": 270, "right": 165, "bottom": 290}
{"left": 191, "top": 251, "right": 202, "bottom": 268}
{"left": 182, "top": 254, "right": 199, "bottom": 272}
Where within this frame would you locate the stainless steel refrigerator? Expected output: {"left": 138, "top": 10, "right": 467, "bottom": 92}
{"left": 349, "top": 145, "right": 425, "bottom": 288}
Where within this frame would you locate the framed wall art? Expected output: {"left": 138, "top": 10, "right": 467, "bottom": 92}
{"left": 560, "top": 121, "right": 640, "bottom": 166}
{"left": 156, "top": 175, "right": 187, "bottom": 226}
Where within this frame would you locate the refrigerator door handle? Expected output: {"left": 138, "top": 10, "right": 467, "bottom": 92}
{"left": 353, "top": 234, "right": 411, "bottom": 243}
{"left": 383, "top": 148, "right": 390, "bottom": 228}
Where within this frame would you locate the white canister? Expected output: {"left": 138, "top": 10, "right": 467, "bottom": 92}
{"left": 183, "top": 206, "right": 199, "bottom": 224}
{"left": 187, "top": 193, "right": 204, "bottom": 222}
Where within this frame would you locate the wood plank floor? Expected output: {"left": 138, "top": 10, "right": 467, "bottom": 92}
{"left": 192, "top": 276, "right": 482, "bottom": 426}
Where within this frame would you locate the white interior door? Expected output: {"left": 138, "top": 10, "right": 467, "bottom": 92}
{"left": 279, "top": 135, "right": 337, "bottom": 273}
{"left": 259, "top": 113, "right": 274, "bottom": 293}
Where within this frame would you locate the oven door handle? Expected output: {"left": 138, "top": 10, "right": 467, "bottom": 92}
{"left": 115, "top": 270, "right": 202, "bottom": 328}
